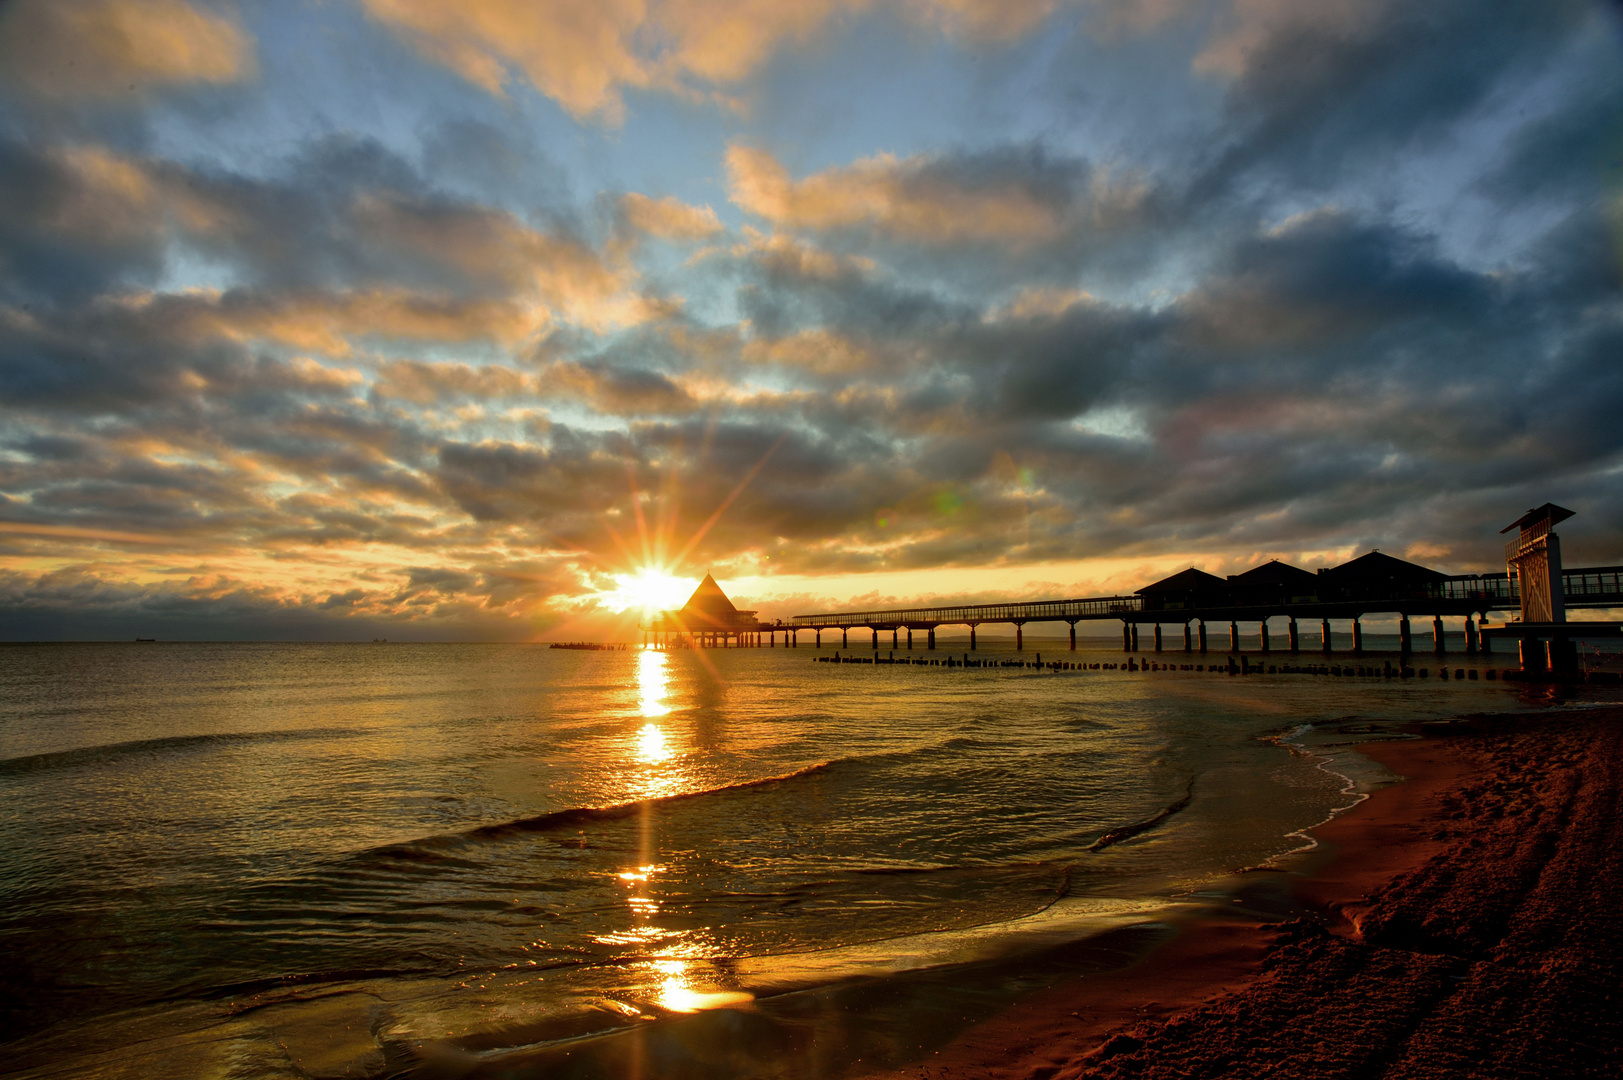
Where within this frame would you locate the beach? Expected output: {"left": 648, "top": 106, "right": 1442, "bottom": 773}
{"left": 867, "top": 704, "right": 1623, "bottom": 1080}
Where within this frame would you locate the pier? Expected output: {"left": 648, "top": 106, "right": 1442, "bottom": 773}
{"left": 785, "top": 506, "right": 1623, "bottom": 672}
{"left": 646, "top": 505, "right": 1622, "bottom": 674}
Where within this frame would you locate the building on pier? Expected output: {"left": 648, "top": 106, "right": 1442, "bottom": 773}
{"left": 642, "top": 574, "right": 777, "bottom": 648}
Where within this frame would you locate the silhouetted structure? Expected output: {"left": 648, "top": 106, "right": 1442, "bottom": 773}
{"left": 644, "top": 574, "right": 775, "bottom": 648}
{"left": 786, "top": 504, "right": 1623, "bottom": 667}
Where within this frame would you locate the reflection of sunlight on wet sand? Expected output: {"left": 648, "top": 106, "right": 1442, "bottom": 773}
{"left": 650, "top": 957, "right": 754, "bottom": 1013}
{"left": 637, "top": 650, "right": 670, "bottom": 718}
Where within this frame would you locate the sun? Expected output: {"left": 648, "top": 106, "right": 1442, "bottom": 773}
{"left": 599, "top": 567, "right": 694, "bottom": 615}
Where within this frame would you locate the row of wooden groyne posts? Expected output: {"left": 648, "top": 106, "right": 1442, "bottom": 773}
{"left": 812, "top": 650, "right": 1623, "bottom": 684}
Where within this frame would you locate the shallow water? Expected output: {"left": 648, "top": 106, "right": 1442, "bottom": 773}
{"left": 0, "top": 640, "right": 1574, "bottom": 1077}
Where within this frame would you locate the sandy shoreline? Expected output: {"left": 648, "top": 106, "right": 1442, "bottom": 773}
{"left": 864, "top": 704, "right": 1623, "bottom": 1080}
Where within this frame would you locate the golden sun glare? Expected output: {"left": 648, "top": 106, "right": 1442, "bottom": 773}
{"left": 599, "top": 568, "right": 694, "bottom": 615}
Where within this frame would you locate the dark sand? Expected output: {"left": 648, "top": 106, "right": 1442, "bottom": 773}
{"left": 866, "top": 705, "right": 1623, "bottom": 1080}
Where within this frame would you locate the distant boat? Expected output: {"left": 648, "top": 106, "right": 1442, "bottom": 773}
{"left": 549, "top": 642, "right": 628, "bottom": 651}
{"left": 134, "top": 638, "right": 155, "bottom": 643}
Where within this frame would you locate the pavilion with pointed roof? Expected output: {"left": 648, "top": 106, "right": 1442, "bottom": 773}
{"left": 643, "top": 574, "right": 775, "bottom": 648}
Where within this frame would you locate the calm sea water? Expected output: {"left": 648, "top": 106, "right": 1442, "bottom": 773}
{"left": 0, "top": 640, "right": 1576, "bottom": 1078}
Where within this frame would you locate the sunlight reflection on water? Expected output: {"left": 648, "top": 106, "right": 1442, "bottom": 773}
{"left": 637, "top": 650, "right": 670, "bottom": 718}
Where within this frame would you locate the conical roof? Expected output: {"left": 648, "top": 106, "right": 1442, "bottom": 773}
{"left": 681, "top": 573, "right": 739, "bottom": 617}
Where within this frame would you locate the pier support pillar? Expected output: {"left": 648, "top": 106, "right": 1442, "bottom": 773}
{"left": 1399, "top": 616, "right": 1412, "bottom": 655}
{"left": 791, "top": 631, "right": 797, "bottom": 648}
{"left": 1016, "top": 622, "right": 1025, "bottom": 651}
{"left": 1069, "top": 621, "right": 1077, "bottom": 651}
{"left": 872, "top": 628, "right": 879, "bottom": 648}
{"left": 1288, "top": 618, "right": 1300, "bottom": 653}
{"left": 970, "top": 626, "right": 977, "bottom": 650}
{"left": 1229, "top": 621, "right": 1240, "bottom": 653}
{"left": 1130, "top": 624, "right": 1139, "bottom": 651}
{"left": 816, "top": 630, "right": 821, "bottom": 648}
{"left": 1520, "top": 636, "right": 1545, "bottom": 673}
{"left": 1184, "top": 623, "right": 1193, "bottom": 652}
{"left": 1352, "top": 618, "right": 1364, "bottom": 655}
{"left": 842, "top": 628, "right": 848, "bottom": 648}
{"left": 893, "top": 628, "right": 899, "bottom": 649}
{"left": 1198, "top": 620, "right": 1208, "bottom": 653}
{"left": 1260, "top": 619, "right": 1271, "bottom": 652}
{"left": 1123, "top": 622, "right": 1132, "bottom": 651}
{"left": 1154, "top": 624, "right": 1163, "bottom": 652}
{"left": 928, "top": 628, "right": 936, "bottom": 650}
{"left": 1322, "top": 619, "right": 1332, "bottom": 654}
{"left": 1465, "top": 615, "right": 1477, "bottom": 654}
{"left": 1433, "top": 616, "right": 1446, "bottom": 656}
{"left": 907, "top": 627, "right": 913, "bottom": 650}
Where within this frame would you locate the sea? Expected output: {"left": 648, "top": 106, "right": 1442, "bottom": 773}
{"left": 0, "top": 638, "right": 1603, "bottom": 1079}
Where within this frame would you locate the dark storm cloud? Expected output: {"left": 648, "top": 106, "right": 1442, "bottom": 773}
{"left": 1199, "top": 0, "right": 1597, "bottom": 196}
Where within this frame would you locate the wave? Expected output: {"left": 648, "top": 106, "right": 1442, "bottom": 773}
{"left": 1085, "top": 778, "right": 1196, "bottom": 852}
{"left": 362, "top": 761, "right": 837, "bottom": 861}
{"left": 0, "top": 728, "right": 352, "bottom": 777}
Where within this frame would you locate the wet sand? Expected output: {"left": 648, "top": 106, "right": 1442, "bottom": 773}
{"left": 866, "top": 705, "right": 1623, "bottom": 1080}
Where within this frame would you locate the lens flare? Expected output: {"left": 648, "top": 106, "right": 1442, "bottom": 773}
{"left": 599, "top": 568, "right": 695, "bottom": 615}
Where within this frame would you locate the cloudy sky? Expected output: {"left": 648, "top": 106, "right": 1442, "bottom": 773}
{"left": 2, "top": 0, "right": 1621, "bottom": 641}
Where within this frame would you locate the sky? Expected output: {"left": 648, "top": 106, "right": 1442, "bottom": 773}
{"left": 2, "top": 0, "right": 1622, "bottom": 641}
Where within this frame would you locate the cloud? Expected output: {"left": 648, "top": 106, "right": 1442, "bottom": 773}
{"left": 359, "top": 0, "right": 1084, "bottom": 122}
{"left": 0, "top": 0, "right": 254, "bottom": 100}
{"left": 619, "top": 193, "right": 724, "bottom": 240}
{"left": 727, "top": 144, "right": 1152, "bottom": 247}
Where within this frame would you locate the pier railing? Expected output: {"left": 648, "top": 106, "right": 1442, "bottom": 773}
{"left": 790, "top": 595, "right": 1143, "bottom": 629}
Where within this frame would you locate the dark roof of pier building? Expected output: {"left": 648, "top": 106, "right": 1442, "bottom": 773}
{"left": 1226, "top": 560, "right": 1320, "bottom": 589}
{"left": 1317, "top": 550, "right": 1444, "bottom": 594}
{"left": 1317, "top": 552, "right": 1447, "bottom": 584}
{"left": 1137, "top": 568, "right": 1228, "bottom": 595}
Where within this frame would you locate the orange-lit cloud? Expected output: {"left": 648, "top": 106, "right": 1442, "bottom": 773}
{"left": 620, "top": 193, "right": 724, "bottom": 240}
{"left": 0, "top": 0, "right": 254, "bottom": 100}
{"left": 359, "top": 0, "right": 1078, "bottom": 121}
{"left": 726, "top": 145, "right": 1148, "bottom": 246}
